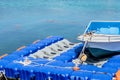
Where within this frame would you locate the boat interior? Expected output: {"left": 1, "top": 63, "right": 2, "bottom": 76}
{"left": 87, "top": 21, "right": 120, "bottom": 35}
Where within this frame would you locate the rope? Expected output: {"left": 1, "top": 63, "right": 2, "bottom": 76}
{"left": 78, "top": 40, "right": 88, "bottom": 59}
{"left": 13, "top": 57, "right": 112, "bottom": 77}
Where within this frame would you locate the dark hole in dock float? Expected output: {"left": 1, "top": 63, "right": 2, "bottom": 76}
{"left": 51, "top": 52, "right": 56, "bottom": 54}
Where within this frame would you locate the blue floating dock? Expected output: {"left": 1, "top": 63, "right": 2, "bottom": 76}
{"left": 0, "top": 36, "right": 119, "bottom": 80}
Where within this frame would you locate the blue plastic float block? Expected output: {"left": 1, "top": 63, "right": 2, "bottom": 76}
{"left": 48, "top": 36, "right": 63, "bottom": 41}
{"left": 33, "top": 66, "right": 52, "bottom": 80}
{"left": 38, "top": 39, "right": 53, "bottom": 46}
{"left": 19, "top": 66, "right": 35, "bottom": 80}
{"left": 5, "top": 62, "right": 36, "bottom": 80}
{"left": 80, "top": 64, "right": 100, "bottom": 72}
{"left": 47, "top": 37, "right": 58, "bottom": 43}
{"left": 33, "top": 66, "right": 48, "bottom": 80}
{"left": 0, "top": 60, "right": 10, "bottom": 69}
{"left": 33, "top": 66, "right": 73, "bottom": 80}
{"left": 67, "top": 48, "right": 76, "bottom": 53}
{"left": 33, "top": 43, "right": 45, "bottom": 50}
{"left": 108, "top": 57, "right": 120, "bottom": 63}
{"left": 2, "top": 54, "right": 20, "bottom": 62}
{"left": 63, "top": 62, "right": 75, "bottom": 67}
{"left": 0, "top": 60, "right": 10, "bottom": 78}
{"left": 61, "top": 52, "right": 78, "bottom": 59}
{"left": 9, "top": 50, "right": 30, "bottom": 57}
{"left": 18, "top": 44, "right": 42, "bottom": 56}
{"left": 4, "top": 57, "right": 48, "bottom": 79}
{"left": 97, "top": 67, "right": 118, "bottom": 76}
{"left": 67, "top": 48, "right": 80, "bottom": 56}
{"left": 73, "top": 43, "right": 84, "bottom": 53}
{"left": 22, "top": 45, "right": 39, "bottom": 53}
{"left": 90, "top": 73, "right": 112, "bottom": 80}
{"left": 51, "top": 36, "right": 64, "bottom": 41}
{"left": 66, "top": 49, "right": 79, "bottom": 59}
{"left": 70, "top": 71, "right": 93, "bottom": 80}
{"left": 4, "top": 63, "right": 23, "bottom": 78}
{"left": 46, "top": 61, "right": 65, "bottom": 67}
{"left": 14, "top": 56, "right": 33, "bottom": 61}
{"left": 102, "top": 62, "right": 120, "bottom": 70}
{"left": 50, "top": 67, "right": 73, "bottom": 80}
{"left": 53, "top": 55, "right": 73, "bottom": 63}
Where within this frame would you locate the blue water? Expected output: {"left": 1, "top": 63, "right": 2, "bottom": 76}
{"left": 0, "top": 0, "right": 120, "bottom": 54}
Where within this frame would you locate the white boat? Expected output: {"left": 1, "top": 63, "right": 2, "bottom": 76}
{"left": 78, "top": 21, "right": 120, "bottom": 57}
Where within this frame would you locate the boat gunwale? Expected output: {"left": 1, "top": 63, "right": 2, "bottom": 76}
{"left": 78, "top": 33, "right": 120, "bottom": 42}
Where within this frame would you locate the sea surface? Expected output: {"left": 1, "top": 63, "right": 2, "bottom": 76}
{"left": 0, "top": 0, "right": 120, "bottom": 54}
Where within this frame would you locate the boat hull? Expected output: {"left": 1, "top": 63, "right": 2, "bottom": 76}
{"left": 87, "top": 41, "right": 120, "bottom": 57}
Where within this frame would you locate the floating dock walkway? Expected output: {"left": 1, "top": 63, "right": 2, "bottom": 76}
{"left": 0, "top": 36, "right": 120, "bottom": 80}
